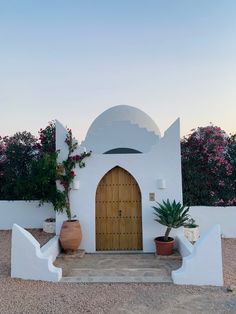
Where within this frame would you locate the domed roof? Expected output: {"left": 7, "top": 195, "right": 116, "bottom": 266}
{"left": 86, "top": 105, "right": 161, "bottom": 137}
{"left": 82, "top": 105, "right": 160, "bottom": 154}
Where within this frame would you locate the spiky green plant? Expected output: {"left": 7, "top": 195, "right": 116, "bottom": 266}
{"left": 153, "top": 199, "right": 190, "bottom": 241}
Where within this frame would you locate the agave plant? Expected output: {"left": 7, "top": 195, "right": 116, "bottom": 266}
{"left": 153, "top": 199, "right": 190, "bottom": 242}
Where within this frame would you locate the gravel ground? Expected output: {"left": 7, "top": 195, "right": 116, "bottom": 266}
{"left": 0, "top": 279, "right": 236, "bottom": 314}
{"left": 0, "top": 231, "right": 236, "bottom": 313}
{"left": 222, "top": 238, "right": 236, "bottom": 287}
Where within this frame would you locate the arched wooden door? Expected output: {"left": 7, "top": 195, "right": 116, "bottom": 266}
{"left": 96, "top": 166, "right": 142, "bottom": 251}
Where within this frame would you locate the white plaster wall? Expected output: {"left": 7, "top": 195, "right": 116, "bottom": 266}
{"left": 55, "top": 119, "right": 69, "bottom": 163}
{"left": 189, "top": 206, "right": 236, "bottom": 238}
{"left": 68, "top": 119, "right": 183, "bottom": 252}
{"left": 0, "top": 201, "right": 55, "bottom": 230}
{"left": 55, "top": 120, "right": 70, "bottom": 235}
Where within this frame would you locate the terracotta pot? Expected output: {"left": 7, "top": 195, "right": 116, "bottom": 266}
{"left": 154, "top": 236, "right": 174, "bottom": 255}
{"left": 60, "top": 220, "right": 82, "bottom": 253}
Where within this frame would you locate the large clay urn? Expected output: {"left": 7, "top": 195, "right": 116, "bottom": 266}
{"left": 60, "top": 220, "right": 82, "bottom": 253}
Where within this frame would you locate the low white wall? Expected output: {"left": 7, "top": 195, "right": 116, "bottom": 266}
{"left": 190, "top": 206, "right": 236, "bottom": 238}
{"left": 0, "top": 201, "right": 55, "bottom": 230}
{"left": 11, "top": 224, "right": 62, "bottom": 282}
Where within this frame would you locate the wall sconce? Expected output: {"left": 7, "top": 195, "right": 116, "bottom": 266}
{"left": 157, "top": 179, "right": 166, "bottom": 189}
{"left": 73, "top": 180, "right": 80, "bottom": 190}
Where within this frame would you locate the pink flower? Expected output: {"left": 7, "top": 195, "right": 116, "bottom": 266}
{"left": 219, "top": 180, "right": 225, "bottom": 187}
{"left": 215, "top": 199, "right": 225, "bottom": 206}
{"left": 69, "top": 171, "right": 75, "bottom": 177}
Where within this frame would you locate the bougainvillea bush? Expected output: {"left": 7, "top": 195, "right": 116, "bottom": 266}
{"left": 0, "top": 121, "right": 91, "bottom": 218}
{"left": 29, "top": 121, "right": 60, "bottom": 204}
{"left": 33, "top": 124, "right": 91, "bottom": 218}
{"left": 0, "top": 132, "right": 39, "bottom": 199}
{"left": 182, "top": 125, "right": 236, "bottom": 206}
{"left": 0, "top": 121, "right": 57, "bottom": 201}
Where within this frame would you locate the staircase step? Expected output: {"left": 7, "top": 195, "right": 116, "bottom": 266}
{"left": 60, "top": 267, "right": 172, "bottom": 283}
{"left": 61, "top": 275, "right": 172, "bottom": 283}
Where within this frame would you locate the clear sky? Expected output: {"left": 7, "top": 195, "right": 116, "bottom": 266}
{"left": 0, "top": 0, "right": 236, "bottom": 139}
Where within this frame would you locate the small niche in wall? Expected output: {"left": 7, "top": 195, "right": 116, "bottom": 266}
{"left": 149, "top": 193, "right": 155, "bottom": 201}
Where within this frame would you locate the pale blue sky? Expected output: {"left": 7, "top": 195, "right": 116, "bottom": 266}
{"left": 0, "top": 0, "right": 236, "bottom": 139}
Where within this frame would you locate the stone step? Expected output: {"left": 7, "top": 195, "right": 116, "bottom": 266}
{"left": 60, "top": 267, "right": 172, "bottom": 283}
{"left": 68, "top": 267, "right": 170, "bottom": 276}
{"left": 57, "top": 250, "right": 86, "bottom": 260}
{"left": 61, "top": 276, "right": 172, "bottom": 283}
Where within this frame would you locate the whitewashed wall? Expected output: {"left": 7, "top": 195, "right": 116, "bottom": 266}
{"left": 56, "top": 119, "right": 183, "bottom": 252}
{"left": 189, "top": 206, "right": 236, "bottom": 238}
{"left": 0, "top": 201, "right": 55, "bottom": 230}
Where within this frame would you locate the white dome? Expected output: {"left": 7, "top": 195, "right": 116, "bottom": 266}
{"left": 86, "top": 105, "right": 161, "bottom": 138}
{"left": 82, "top": 105, "right": 160, "bottom": 154}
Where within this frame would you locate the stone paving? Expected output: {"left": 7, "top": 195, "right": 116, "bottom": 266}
{"left": 54, "top": 252, "right": 182, "bottom": 283}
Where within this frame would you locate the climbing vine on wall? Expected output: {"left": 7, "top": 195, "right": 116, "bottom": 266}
{"left": 56, "top": 128, "right": 92, "bottom": 220}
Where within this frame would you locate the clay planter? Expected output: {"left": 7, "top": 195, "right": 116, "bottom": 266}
{"left": 60, "top": 220, "right": 82, "bottom": 253}
{"left": 43, "top": 218, "right": 56, "bottom": 234}
{"left": 184, "top": 226, "right": 200, "bottom": 243}
{"left": 154, "top": 236, "right": 174, "bottom": 255}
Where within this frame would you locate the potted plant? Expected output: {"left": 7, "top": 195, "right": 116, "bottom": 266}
{"left": 57, "top": 129, "right": 91, "bottom": 253}
{"left": 184, "top": 218, "right": 199, "bottom": 243}
{"left": 43, "top": 217, "right": 56, "bottom": 233}
{"left": 152, "top": 199, "right": 190, "bottom": 255}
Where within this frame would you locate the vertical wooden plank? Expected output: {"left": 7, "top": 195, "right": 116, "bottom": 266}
{"left": 96, "top": 167, "right": 120, "bottom": 250}
{"left": 118, "top": 167, "right": 142, "bottom": 250}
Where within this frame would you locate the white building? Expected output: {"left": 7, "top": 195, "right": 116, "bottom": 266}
{"left": 56, "top": 105, "right": 182, "bottom": 252}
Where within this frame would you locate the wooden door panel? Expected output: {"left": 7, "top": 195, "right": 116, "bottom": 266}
{"left": 96, "top": 166, "right": 142, "bottom": 251}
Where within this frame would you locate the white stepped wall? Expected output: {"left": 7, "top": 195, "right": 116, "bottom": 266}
{"left": 11, "top": 224, "right": 61, "bottom": 282}
{"left": 172, "top": 225, "right": 223, "bottom": 286}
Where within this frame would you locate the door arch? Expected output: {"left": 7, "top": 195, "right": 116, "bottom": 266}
{"left": 96, "top": 166, "right": 142, "bottom": 251}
